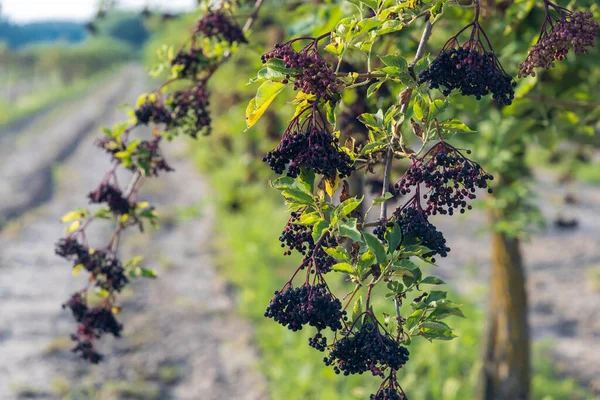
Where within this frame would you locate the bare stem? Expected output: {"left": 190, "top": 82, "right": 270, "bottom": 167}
{"left": 379, "top": 20, "right": 434, "bottom": 223}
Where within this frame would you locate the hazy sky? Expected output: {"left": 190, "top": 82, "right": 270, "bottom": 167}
{"left": 2, "top": 0, "right": 196, "bottom": 23}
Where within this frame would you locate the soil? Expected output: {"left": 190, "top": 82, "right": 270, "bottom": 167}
{"left": 0, "top": 66, "right": 266, "bottom": 400}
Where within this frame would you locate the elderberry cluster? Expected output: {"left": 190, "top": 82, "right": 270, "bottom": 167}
{"left": 261, "top": 42, "right": 340, "bottom": 100}
{"left": 134, "top": 102, "right": 172, "bottom": 126}
{"left": 395, "top": 142, "right": 493, "bottom": 215}
{"left": 171, "top": 48, "right": 212, "bottom": 79}
{"left": 390, "top": 205, "right": 450, "bottom": 259}
{"left": 55, "top": 238, "right": 129, "bottom": 291}
{"left": 370, "top": 387, "right": 406, "bottom": 400}
{"left": 419, "top": 46, "right": 515, "bottom": 105}
{"left": 279, "top": 211, "right": 313, "bottom": 255}
{"left": 519, "top": 10, "right": 599, "bottom": 77}
{"left": 265, "top": 284, "right": 345, "bottom": 332}
{"left": 309, "top": 332, "right": 328, "bottom": 351}
{"left": 64, "top": 293, "right": 122, "bottom": 363}
{"left": 88, "top": 183, "right": 131, "bottom": 215}
{"left": 324, "top": 323, "right": 409, "bottom": 376}
{"left": 263, "top": 127, "right": 353, "bottom": 179}
{"left": 169, "top": 82, "right": 212, "bottom": 137}
{"left": 195, "top": 10, "right": 247, "bottom": 44}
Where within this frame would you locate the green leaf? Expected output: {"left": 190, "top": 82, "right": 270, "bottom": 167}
{"left": 360, "top": 141, "right": 387, "bottom": 155}
{"left": 429, "top": 99, "right": 447, "bottom": 120}
{"left": 387, "top": 223, "right": 402, "bottom": 253}
{"left": 358, "top": 250, "right": 377, "bottom": 270}
{"left": 363, "top": 232, "right": 386, "bottom": 264}
{"left": 324, "top": 247, "right": 351, "bottom": 262}
{"left": 371, "top": 192, "right": 393, "bottom": 205}
{"left": 296, "top": 212, "right": 321, "bottom": 226}
{"left": 405, "top": 309, "right": 424, "bottom": 331}
{"left": 367, "top": 80, "right": 385, "bottom": 98}
{"left": 421, "top": 276, "right": 445, "bottom": 285}
{"left": 298, "top": 169, "right": 315, "bottom": 194}
{"left": 439, "top": 119, "right": 475, "bottom": 133}
{"left": 271, "top": 176, "right": 296, "bottom": 190}
{"left": 339, "top": 218, "right": 362, "bottom": 242}
{"left": 246, "top": 81, "right": 287, "bottom": 129}
{"left": 338, "top": 197, "right": 363, "bottom": 217}
{"left": 140, "top": 268, "right": 158, "bottom": 279}
{"left": 312, "top": 220, "right": 330, "bottom": 242}
{"left": 282, "top": 189, "right": 314, "bottom": 205}
{"left": 332, "top": 262, "right": 355, "bottom": 274}
{"left": 426, "top": 290, "right": 447, "bottom": 304}
{"left": 346, "top": 0, "right": 378, "bottom": 11}
{"left": 352, "top": 297, "right": 364, "bottom": 330}
{"left": 380, "top": 55, "right": 408, "bottom": 71}
{"left": 419, "top": 321, "right": 451, "bottom": 331}
{"left": 413, "top": 101, "right": 424, "bottom": 120}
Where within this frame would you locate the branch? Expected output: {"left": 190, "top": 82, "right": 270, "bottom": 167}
{"left": 379, "top": 20, "right": 434, "bottom": 222}
{"left": 242, "top": 0, "right": 265, "bottom": 33}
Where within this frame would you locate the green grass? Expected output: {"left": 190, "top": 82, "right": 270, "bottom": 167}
{"left": 0, "top": 67, "right": 120, "bottom": 130}
{"left": 193, "top": 136, "right": 597, "bottom": 400}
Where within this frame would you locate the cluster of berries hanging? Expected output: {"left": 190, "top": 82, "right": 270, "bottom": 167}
{"left": 419, "top": 19, "right": 516, "bottom": 105}
{"left": 262, "top": 103, "right": 354, "bottom": 178}
{"left": 261, "top": 35, "right": 342, "bottom": 101}
{"left": 55, "top": 6, "right": 250, "bottom": 363}
{"left": 519, "top": 1, "right": 599, "bottom": 77}
{"left": 324, "top": 317, "right": 410, "bottom": 377}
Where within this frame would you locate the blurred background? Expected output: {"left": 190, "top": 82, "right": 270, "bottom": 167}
{"left": 0, "top": 0, "right": 599, "bottom": 399}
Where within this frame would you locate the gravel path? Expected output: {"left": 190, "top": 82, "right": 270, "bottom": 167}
{"left": 0, "top": 67, "right": 266, "bottom": 400}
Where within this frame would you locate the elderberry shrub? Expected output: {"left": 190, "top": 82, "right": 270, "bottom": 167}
{"left": 265, "top": 283, "right": 345, "bottom": 332}
{"left": 395, "top": 142, "right": 493, "bottom": 216}
{"left": 55, "top": 238, "right": 129, "bottom": 291}
{"left": 195, "top": 10, "right": 247, "bottom": 44}
{"left": 134, "top": 102, "right": 172, "bottom": 126}
{"left": 168, "top": 81, "right": 212, "bottom": 137}
{"left": 519, "top": 9, "right": 599, "bottom": 77}
{"left": 263, "top": 125, "right": 353, "bottom": 179}
{"left": 262, "top": 41, "right": 341, "bottom": 101}
{"left": 324, "top": 322, "right": 409, "bottom": 376}
{"left": 171, "top": 48, "right": 212, "bottom": 79}
{"left": 88, "top": 183, "right": 131, "bottom": 215}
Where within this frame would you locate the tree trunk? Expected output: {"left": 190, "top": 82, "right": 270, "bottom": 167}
{"left": 477, "top": 212, "right": 530, "bottom": 400}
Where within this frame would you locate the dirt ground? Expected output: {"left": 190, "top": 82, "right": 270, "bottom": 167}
{"left": 0, "top": 66, "right": 266, "bottom": 400}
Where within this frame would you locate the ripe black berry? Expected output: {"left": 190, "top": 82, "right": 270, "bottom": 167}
{"left": 395, "top": 141, "right": 493, "bottom": 216}
{"left": 262, "top": 39, "right": 341, "bottom": 101}
{"left": 195, "top": 10, "right": 247, "bottom": 44}
{"left": 88, "top": 183, "right": 131, "bottom": 215}
{"left": 265, "top": 283, "right": 344, "bottom": 332}
{"left": 419, "top": 24, "right": 515, "bottom": 105}
{"left": 263, "top": 109, "right": 353, "bottom": 179}
{"left": 324, "top": 319, "right": 409, "bottom": 376}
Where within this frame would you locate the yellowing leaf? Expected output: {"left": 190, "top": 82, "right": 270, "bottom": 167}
{"left": 61, "top": 209, "right": 88, "bottom": 223}
{"left": 137, "top": 202, "right": 150, "bottom": 209}
{"left": 72, "top": 264, "right": 84, "bottom": 276}
{"left": 325, "top": 175, "right": 340, "bottom": 198}
{"left": 66, "top": 220, "right": 81, "bottom": 233}
{"left": 246, "top": 81, "right": 287, "bottom": 129}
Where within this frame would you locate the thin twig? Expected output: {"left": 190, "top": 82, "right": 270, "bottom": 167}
{"left": 379, "top": 20, "right": 434, "bottom": 222}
